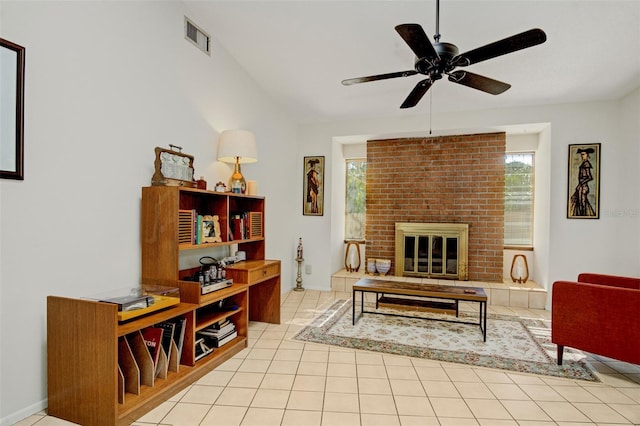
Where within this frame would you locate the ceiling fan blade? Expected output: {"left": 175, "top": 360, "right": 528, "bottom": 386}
{"left": 342, "top": 70, "right": 417, "bottom": 86}
{"left": 395, "top": 24, "right": 439, "bottom": 60}
{"left": 400, "top": 79, "right": 433, "bottom": 108}
{"left": 448, "top": 71, "right": 511, "bottom": 95}
{"left": 453, "top": 28, "right": 546, "bottom": 67}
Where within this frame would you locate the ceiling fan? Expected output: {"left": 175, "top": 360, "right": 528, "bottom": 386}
{"left": 341, "top": 0, "right": 547, "bottom": 109}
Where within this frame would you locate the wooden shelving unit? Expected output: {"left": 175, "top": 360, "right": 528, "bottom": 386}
{"left": 47, "top": 292, "right": 246, "bottom": 425}
{"left": 46, "top": 186, "right": 280, "bottom": 425}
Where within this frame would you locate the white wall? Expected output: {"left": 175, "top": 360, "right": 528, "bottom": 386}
{"left": 0, "top": 1, "right": 298, "bottom": 424}
{"left": 532, "top": 125, "right": 552, "bottom": 293}
{"left": 298, "top": 91, "right": 640, "bottom": 294}
{"left": 614, "top": 87, "right": 640, "bottom": 265}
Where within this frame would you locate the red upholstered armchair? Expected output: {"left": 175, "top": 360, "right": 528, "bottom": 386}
{"left": 552, "top": 273, "right": 640, "bottom": 365}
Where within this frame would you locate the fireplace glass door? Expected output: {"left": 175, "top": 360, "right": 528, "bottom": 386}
{"left": 402, "top": 234, "right": 459, "bottom": 278}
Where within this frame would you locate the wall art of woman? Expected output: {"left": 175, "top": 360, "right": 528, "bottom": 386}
{"left": 306, "top": 159, "right": 320, "bottom": 213}
{"left": 303, "top": 156, "right": 324, "bottom": 216}
{"left": 569, "top": 147, "right": 596, "bottom": 217}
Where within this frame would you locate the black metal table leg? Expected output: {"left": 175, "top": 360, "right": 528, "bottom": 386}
{"left": 352, "top": 288, "right": 356, "bottom": 325}
{"left": 481, "top": 301, "right": 487, "bottom": 342}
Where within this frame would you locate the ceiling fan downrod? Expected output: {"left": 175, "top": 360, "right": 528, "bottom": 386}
{"left": 434, "top": 0, "right": 441, "bottom": 43}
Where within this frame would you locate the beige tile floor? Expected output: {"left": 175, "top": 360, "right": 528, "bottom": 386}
{"left": 17, "top": 290, "right": 640, "bottom": 426}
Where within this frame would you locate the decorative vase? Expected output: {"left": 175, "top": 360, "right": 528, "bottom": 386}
{"left": 510, "top": 254, "right": 529, "bottom": 283}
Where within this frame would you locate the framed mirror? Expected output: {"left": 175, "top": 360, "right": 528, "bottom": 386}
{"left": 1, "top": 38, "right": 25, "bottom": 180}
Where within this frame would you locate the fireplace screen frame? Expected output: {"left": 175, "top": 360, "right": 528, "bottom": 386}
{"left": 395, "top": 222, "right": 469, "bottom": 280}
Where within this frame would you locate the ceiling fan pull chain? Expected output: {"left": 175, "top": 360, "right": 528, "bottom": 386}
{"left": 429, "top": 89, "right": 433, "bottom": 135}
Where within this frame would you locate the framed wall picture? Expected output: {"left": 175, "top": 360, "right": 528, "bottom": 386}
{"left": 303, "top": 156, "right": 324, "bottom": 216}
{"left": 567, "top": 143, "right": 601, "bottom": 219}
{"left": 0, "top": 38, "right": 25, "bottom": 180}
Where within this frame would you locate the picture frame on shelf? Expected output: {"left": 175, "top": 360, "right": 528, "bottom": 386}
{"left": 567, "top": 143, "right": 601, "bottom": 219}
{"left": 202, "top": 215, "right": 222, "bottom": 243}
{"left": 303, "top": 156, "right": 324, "bottom": 216}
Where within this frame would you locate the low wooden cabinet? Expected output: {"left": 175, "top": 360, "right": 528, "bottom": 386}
{"left": 47, "top": 283, "right": 249, "bottom": 425}
{"left": 227, "top": 259, "right": 281, "bottom": 324}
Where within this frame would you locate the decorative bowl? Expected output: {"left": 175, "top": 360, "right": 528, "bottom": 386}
{"left": 366, "top": 259, "right": 377, "bottom": 274}
{"left": 375, "top": 259, "right": 391, "bottom": 275}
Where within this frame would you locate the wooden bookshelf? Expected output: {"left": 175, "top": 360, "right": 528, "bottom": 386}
{"left": 140, "top": 186, "right": 280, "bottom": 320}
{"left": 46, "top": 187, "right": 280, "bottom": 425}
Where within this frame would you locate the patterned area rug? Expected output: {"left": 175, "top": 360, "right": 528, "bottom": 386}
{"left": 293, "top": 299, "right": 599, "bottom": 382}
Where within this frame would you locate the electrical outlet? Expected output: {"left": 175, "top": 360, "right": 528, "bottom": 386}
{"left": 305, "top": 265, "right": 312, "bottom": 274}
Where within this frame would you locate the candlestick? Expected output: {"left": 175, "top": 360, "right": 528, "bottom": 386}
{"left": 247, "top": 180, "right": 257, "bottom": 195}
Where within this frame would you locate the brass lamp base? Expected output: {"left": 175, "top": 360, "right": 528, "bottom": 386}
{"left": 230, "top": 157, "right": 246, "bottom": 194}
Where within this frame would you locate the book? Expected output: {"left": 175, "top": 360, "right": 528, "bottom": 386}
{"left": 196, "top": 215, "right": 203, "bottom": 244}
{"left": 141, "top": 327, "right": 164, "bottom": 366}
{"left": 199, "top": 322, "right": 235, "bottom": 337}
{"left": 198, "top": 324, "right": 236, "bottom": 340}
{"left": 230, "top": 216, "right": 243, "bottom": 240}
{"left": 206, "top": 318, "right": 233, "bottom": 331}
{"left": 191, "top": 209, "right": 197, "bottom": 245}
{"left": 155, "top": 321, "right": 176, "bottom": 357}
{"left": 194, "top": 337, "right": 213, "bottom": 361}
{"left": 173, "top": 317, "right": 187, "bottom": 362}
{"left": 211, "top": 330, "right": 238, "bottom": 348}
{"left": 211, "top": 319, "right": 231, "bottom": 330}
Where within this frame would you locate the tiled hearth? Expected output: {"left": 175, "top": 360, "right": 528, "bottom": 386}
{"left": 331, "top": 269, "right": 548, "bottom": 310}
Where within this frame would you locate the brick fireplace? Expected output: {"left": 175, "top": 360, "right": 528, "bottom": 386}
{"left": 366, "top": 133, "right": 505, "bottom": 282}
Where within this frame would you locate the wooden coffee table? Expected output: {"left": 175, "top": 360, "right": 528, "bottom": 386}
{"left": 352, "top": 278, "right": 488, "bottom": 341}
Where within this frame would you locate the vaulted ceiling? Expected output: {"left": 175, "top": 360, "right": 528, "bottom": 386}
{"left": 185, "top": 1, "right": 640, "bottom": 124}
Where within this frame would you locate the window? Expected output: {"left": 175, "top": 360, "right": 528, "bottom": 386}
{"left": 504, "top": 153, "right": 534, "bottom": 247}
{"left": 345, "top": 159, "right": 366, "bottom": 239}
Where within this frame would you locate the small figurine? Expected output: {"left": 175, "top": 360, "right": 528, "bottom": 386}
{"left": 295, "top": 238, "right": 305, "bottom": 291}
{"left": 296, "top": 238, "right": 304, "bottom": 260}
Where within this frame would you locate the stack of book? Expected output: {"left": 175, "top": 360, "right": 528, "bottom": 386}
{"left": 197, "top": 318, "right": 238, "bottom": 349}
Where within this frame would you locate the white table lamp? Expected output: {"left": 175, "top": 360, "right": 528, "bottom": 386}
{"left": 217, "top": 130, "right": 257, "bottom": 193}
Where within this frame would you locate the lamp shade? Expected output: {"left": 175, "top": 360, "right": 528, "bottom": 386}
{"left": 217, "top": 130, "right": 258, "bottom": 164}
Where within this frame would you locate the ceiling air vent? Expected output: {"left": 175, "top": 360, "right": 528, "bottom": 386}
{"left": 185, "top": 17, "right": 210, "bottom": 55}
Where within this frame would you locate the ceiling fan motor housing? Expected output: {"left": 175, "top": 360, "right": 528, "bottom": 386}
{"left": 415, "top": 42, "right": 459, "bottom": 78}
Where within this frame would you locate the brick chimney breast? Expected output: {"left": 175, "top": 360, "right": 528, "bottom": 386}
{"left": 366, "top": 133, "right": 506, "bottom": 282}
